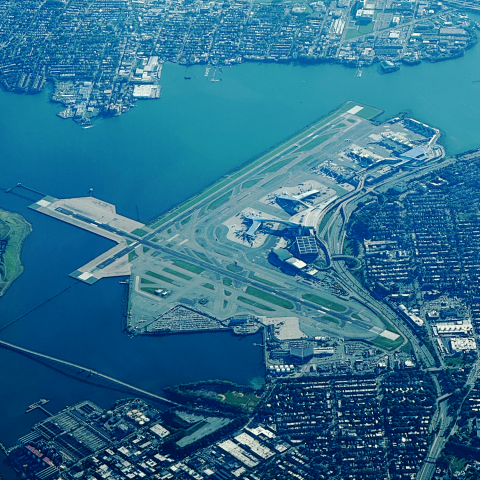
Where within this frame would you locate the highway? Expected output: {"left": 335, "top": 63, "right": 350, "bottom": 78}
{"left": 417, "top": 398, "right": 451, "bottom": 480}
{"left": 310, "top": 146, "right": 453, "bottom": 368}
{"left": 418, "top": 358, "right": 480, "bottom": 479}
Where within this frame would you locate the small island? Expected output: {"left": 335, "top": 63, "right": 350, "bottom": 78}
{"left": 0, "top": 209, "right": 32, "bottom": 298}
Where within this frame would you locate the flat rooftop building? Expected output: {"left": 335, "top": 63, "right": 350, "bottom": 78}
{"left": 296, "top": 236, "right": 319, "bottom": 256}
{"left": 290, "top": 342, "right": 314, "bottom": 359}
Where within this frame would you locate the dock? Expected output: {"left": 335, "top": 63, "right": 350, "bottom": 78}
{"left": 25, "top": 399, "right": 53, "bottom": 416}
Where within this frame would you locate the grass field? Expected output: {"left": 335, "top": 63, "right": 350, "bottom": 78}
{"left": 227, "top": 263, "right": 243, "bottom": 273}
{"left": 193, "top": 251, "right": 212, "bottom": 263}
{"left": 224, "top": 290, "right": 232, "bottom": 296}
{"left": 242, "top": 179, "right": 262, "bottom": 189}
{"left": 223, "top": 277, "right": 233, "bottom": 286}
{"left": 343, "top": 237, "right": 355, "bottom": 256}
{"left": 451, "top": 457, "right": 468, "bottom": 474}
{"left": 208, "top": 190, "right": 233, "bottom": 210}
{"left": 246, "top": 286, "right": 294, "bottom": 309}
{"left": 297, "top": 154, "right": 316, "bottom": 166}
{"left": 163, "top": 268, "right": 192, "bottom": 280}
{"left": 181, "top": 216, "right": 191, "bottom": 225}
{"left": 302, "top": 293, "right": 347, "bottom": 312}
{"left": 0, "top": 210, "right": 31, "bottom": 298}
{"left": 140, "top": 277, "right": 155, "bottom": 284}
{"left": 318, "top": 210, "right": 334, "bottom": 233}
{"left": 171, "top": 260, "right": 204, "bottom": 274}
{"left": 353, "top": 104, "right": 383, "bottom": 120}
{"left": 376, "top": 313, "right": 402, "bottom": 339}
{"left": 399, "top": 342, "right": 413, "bottom": 354}
{"left": 203, "top": 283, "right": 215, "bottom": 290}
{"left": 219, "top": 391, "right": 261, "bottom": 410}
{"left": 345, "top": 27, "right": 362, "bottom": 40}
{"left": 128, "top": 250, "right": 138, "bottom": 262}
{"left": 321, "top": 316, "right": 340, "bottom": 325}
{"left": 261, "top": 157, "right": 296, "bottom": 174}
{"left": 238, "top": 296, "right": 275, "bottom": 311}
{"left": 248, "top": 273, "right": 281, "bottom": 288}
{"left": 146, "top": 270, "right": 176, "bottom": 284}
{"left": 358, "top": 22, "right": 374, "bottom": 35}
{"left": 371, "top": 335, "right": 404, "bottom": 351}
{"left": 297, "top": 133, "right": 336, "bottom": 152}
{"left": 445, "top": 356, "right": 464, "bottom": 367}
{"left": 132, "top": 228, "right": 148, "bottom": 237}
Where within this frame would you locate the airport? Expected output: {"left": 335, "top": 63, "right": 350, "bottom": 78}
{"left": 26, "top": 100, "right": 447, "bottom": 375}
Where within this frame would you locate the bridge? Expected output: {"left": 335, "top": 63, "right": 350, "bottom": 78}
{"left": 0, "top": 339, "right": 179, "bottom": 407}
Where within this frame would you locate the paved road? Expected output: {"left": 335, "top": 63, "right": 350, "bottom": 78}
{"left": 417, "top": 398, "right": 451, "bottom": 480}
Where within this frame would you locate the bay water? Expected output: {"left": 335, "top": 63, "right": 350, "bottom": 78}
{"left": 1, "top": 17, "right": 480, "bottom": 477}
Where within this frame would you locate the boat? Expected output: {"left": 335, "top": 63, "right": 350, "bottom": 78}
{"left": 210, "top": 67, "right": 220, "bottom": 82}
{"left": 184, "top": 76, "right": 191, "bottom": 80}
{"left": 204, "top": 67, "right": 210, "bottom": 77}
{"left": 82, "top": 125, "right": 95, "bottom": 129}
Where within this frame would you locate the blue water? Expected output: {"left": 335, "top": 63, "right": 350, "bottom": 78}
{"left": 1, "top": 17, "right": 480, "bottom": 477}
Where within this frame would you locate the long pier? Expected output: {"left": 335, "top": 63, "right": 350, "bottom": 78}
{"left": 0, "top": 339, "right": 179, "bottom": 407}
{"left": 4, "top": 183, "right": 46, "bottom": 196}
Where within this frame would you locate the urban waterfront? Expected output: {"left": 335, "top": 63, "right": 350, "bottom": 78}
{"left": 1, "top": 22, "right": 480, "bottom": 478}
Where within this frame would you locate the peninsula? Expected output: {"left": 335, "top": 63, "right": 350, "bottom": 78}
{"left": 0, "top": 209, "right": 31, "bottom": 298}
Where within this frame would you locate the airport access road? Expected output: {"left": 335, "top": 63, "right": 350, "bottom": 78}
{"left": 323, "top": 200, "right": 437, "bottom": 366}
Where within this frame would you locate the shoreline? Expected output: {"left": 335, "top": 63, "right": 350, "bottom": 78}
{"left": 0, "top": 209, "right": 32, "bottom": 298}
{"left": 0, "top": 25, "right": 477, "bottom": 126}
